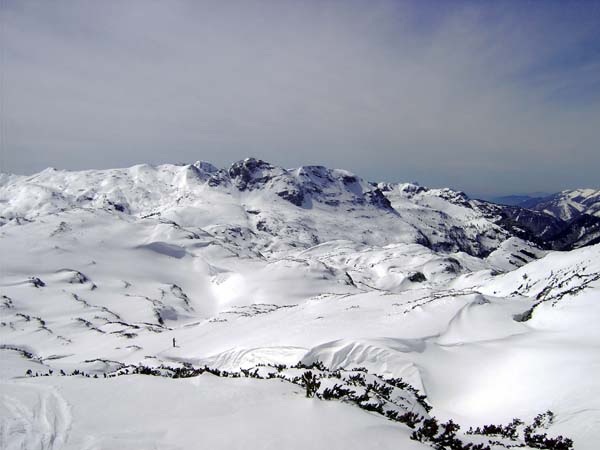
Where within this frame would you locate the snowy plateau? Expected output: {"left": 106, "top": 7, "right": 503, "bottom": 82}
{"left": 1, "top": 158, "right": 599, "bottom": 450}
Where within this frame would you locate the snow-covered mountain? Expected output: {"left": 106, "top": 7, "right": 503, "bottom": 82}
{"left": 1, "top": 159, "right": 598, "bottom": 450}
{"left": 489, "top": 189, "right": 600, "bottom": 249}
{"left": 380, "top": 181, "right": 599, "bottom": 252}
{"left": 520, "top": 189, "right": 600, "bottom": 221}
{"left": 1, "top": 157, "right": 586, "bottom": 259}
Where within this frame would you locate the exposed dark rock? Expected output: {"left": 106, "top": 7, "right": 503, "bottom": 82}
{"left": 29, "top": 277, "right": 46, "bottom": 288}
{"left": 276, "top": 188, "right": 305, "bottom": 207}
{"left": 409, "top": 272, "right": 427, "bottom": 282}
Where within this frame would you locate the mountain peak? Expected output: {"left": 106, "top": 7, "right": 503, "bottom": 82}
{"left": 193, "top": 161, "right": 218, "bottom": 173}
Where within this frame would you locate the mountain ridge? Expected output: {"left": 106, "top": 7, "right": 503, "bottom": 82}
{"left": 2, "top": 158, "right": 599, "bottom": 257}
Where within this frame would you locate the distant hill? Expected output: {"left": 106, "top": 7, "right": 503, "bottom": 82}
{"left": 488, "top": 193, "right": 553, "bottom": 207}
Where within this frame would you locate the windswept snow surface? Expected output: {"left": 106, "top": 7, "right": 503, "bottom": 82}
{"left": 1, "top": 160, "right": 599, "bottom": 449}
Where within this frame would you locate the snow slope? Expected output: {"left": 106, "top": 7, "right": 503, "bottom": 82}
{"left": 1, "top": 159, "right": 598, "bottom": 449}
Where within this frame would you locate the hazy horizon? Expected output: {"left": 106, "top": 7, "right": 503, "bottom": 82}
{"left": 2, "top": 0, "right": 599, "bottom": 196}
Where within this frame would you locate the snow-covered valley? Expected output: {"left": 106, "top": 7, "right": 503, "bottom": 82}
{"left": 1, "top": 159, "right": 599, "bottom": 449}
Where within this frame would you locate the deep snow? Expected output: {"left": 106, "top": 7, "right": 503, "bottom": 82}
{"left": 1, "top": 160, "right": 599, "bottom": 449}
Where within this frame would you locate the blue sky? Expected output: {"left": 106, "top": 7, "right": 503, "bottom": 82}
{"left": 2, "top": 0, "right": 599, "bottom": 195}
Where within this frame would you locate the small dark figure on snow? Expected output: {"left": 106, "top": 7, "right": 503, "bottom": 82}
{"left": 172, "top": 338, "right": 176, "bottom": 348}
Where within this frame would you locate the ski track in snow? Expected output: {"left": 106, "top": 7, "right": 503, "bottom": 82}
{"left": 0, "top": 383, "right": 71, "bottom": 450}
